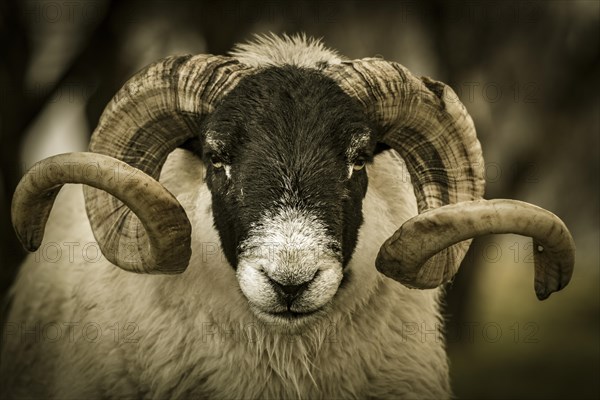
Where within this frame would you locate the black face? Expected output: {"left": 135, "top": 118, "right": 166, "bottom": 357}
{"left": 200, "top": 66, "right": 377, "bottom": 270}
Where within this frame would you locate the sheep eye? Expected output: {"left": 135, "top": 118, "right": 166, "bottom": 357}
{"left": 211, "top": 155, "right": 224, "bottom": 169}
{"left": 353, "top": 159, "right": 366, "bottom": 171}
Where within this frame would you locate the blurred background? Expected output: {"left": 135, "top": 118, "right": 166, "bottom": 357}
{"left": 0, "top": 0, "right": 598, "bottom": 398}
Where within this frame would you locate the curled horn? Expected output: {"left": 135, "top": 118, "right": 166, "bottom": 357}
{"left": 12, "top": 152, "right": 190, "bottom": 273}
{"left": 376, "top": 199, "right": 575, "bottom": 300}
{"left": 12, "top": 55, "right": 254, "bottom": 273}
{"left": 325, "top": 59, "right": 575, "bottom": 299}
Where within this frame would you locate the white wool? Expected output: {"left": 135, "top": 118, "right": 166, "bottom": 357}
{"left": 229, "top": 33, "right": 343, "bottom": 69}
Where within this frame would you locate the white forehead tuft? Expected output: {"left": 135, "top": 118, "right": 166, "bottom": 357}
{"left": 229, "top": 33, "right": 343, "bottom": 69}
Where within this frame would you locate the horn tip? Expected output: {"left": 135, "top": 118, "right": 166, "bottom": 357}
{"left": 535, "top": 288, "right": 551, "bottom": 301}
{"left": 14, "top": 228, "right": 42, "bottom": 253}
{"left": 534, "top": 281, "right": 564, "bottom": 301}
{"left": 24, "top": 243, "right": 40, "bottom": 253}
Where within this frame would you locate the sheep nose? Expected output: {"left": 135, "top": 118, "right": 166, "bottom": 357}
{"left": 268, "top": 277, "right": 312, "bottom": 303}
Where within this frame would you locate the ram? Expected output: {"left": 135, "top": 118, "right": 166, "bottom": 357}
{"left": 1, "top": 35, "right": 575, "bottom": 399}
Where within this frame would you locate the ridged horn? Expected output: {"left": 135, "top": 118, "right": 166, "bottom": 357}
{"left": 13, "top": 55, "right": 254, "bottom": 273}
{"left": 325, "top": 59, "right": 575, "bottom": 298}
{"left": 376, "top": 199, "right": 575, "bottom": 300}
{"left": 12, "top": 152, "right": 190, "bottom": 273}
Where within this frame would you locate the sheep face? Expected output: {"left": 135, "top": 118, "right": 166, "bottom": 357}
{"left": 201, "top": 66, "right": 377, "bottom": 324}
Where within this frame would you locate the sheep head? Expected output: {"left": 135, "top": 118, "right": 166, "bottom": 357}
{"left": 12, "top": 37, "right": 575, "bottom": 326}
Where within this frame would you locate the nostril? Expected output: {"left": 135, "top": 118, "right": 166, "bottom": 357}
{"left": 279, "top": 283, "right": 307, "bottom": 296}
{"left": 268, "top": 277, "right": 312, "bottom": 301}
